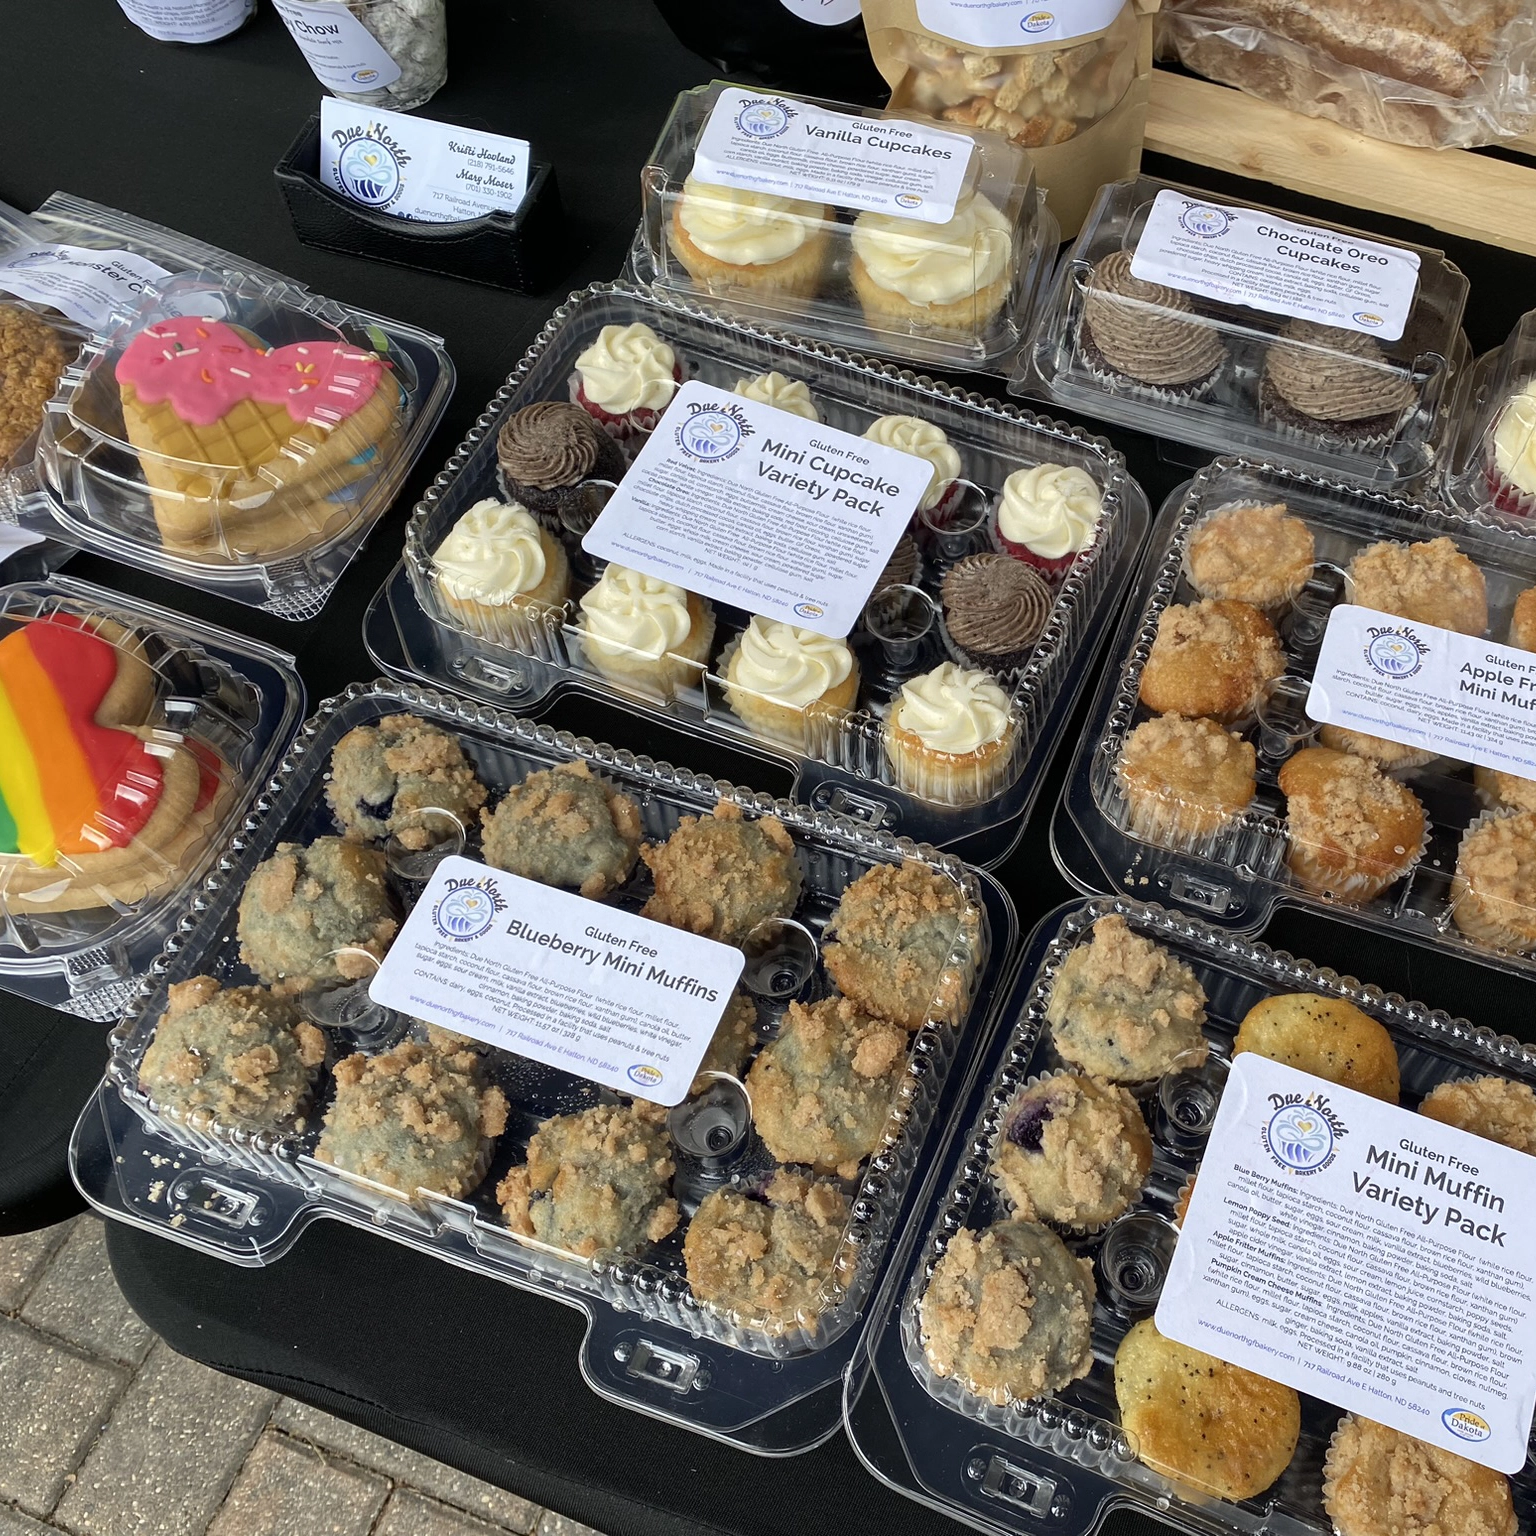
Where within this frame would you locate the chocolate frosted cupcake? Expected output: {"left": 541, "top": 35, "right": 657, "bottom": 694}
{"left": 1079, "top": 251, "right": 1226, "bottom": 402}
{"left": 940, "top": 554, "right": 1052, "bottom": 676}
{"left": 876, "top": 534, "right": 920, "bottom": 593}
{"left": 496, "top": 400, "right": 626, "bottom": 519}
{"left": 1261, "top": 320, "right": 1417, "bottom": 448}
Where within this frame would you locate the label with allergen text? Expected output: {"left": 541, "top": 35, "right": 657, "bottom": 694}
{"left": 0, "top": 244, "right": 171, "bottom": 331}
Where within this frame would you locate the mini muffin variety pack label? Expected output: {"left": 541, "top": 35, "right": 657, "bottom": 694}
{"left": 1307, "top": 604, "right": 1536, "bottom": 779}
{"left": 1131, "top": 190, "right": 1422, "bottom": 342}
{"left": 1159, "top": 1055, "right": 1536, "bottom": 1473}
{"left": 583, "top": 380, "right": 929, "bottom": 639}
{"left": 0, "top": 243, "right": 171, "bottom": 330}
{"left": 692, "top": 87, "right": 973, "bottom": 225}
{"left": 369, "top": 856, "right": 745, "bottom": 1107}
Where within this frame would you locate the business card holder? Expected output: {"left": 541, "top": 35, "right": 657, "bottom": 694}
{"left": 275, "top": 115, "right": 571, "bottom": 294}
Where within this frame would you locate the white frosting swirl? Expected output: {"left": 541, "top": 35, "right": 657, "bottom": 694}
{"left": 579, "top": 565, "right": 693, "bottom": 661}
{"left": 1494, "top": 381, "right": 1536, "bottom": 498}
{"left": 730, "top": 617, "right": 853, "bottom": 708}
{"left": 851, "top": 195, "right": 1012, "bottom": 306}
{"left": 895, "top": 663, "right": 1011, "bottom": 753}
{"left": 732, "top": 371, "right": 818, "bottom": 421}
{"left": 432, "top": 499, "right": 546, "bottom": 602}
{"left": 574, "top": 323, "right": 677, "bottom": 415}
{"left": 677, "top": 176, "right": 821, "bottom": 267}
{"left": 997, "top": 464, "right": 1102, "bottom": 559}
{"left": 863, "top": 415, "right": 962, "bottom": 513}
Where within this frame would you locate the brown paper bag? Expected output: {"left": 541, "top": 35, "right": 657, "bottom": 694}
{"left": 862, "top": 0, "right": 1160, "bottom": 236}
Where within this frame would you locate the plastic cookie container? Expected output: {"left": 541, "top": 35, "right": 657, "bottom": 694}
{"left": 628, "top": 82, "right": 1059, "bottom": 374}
{"left": 845, "top": 896, "right": 1536, "bottom": 1536}
{"left": 1017, "top": 177, "right": 1471, "bottom": 490}
{"left": 1445, "top": 303, "right": 1536, "bottom": 523}
{"left": 364, "top": 282, "right": 1148, "bottom": 865}
{"left": 72, "top": 679, "right": 1018, "bottom": 1453}
{"left": 0, "top": 574, "right": 303, "bottom": 1018}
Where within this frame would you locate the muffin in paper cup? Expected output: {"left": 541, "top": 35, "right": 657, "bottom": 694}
{"left": 1116, "top": 714, "right": 1257, "bottom": 858}
{"left": 1450, "top": 807, "right": 1536, "bottom": 953}
{"left": 1180, "top": 499, "right": 1317, "bottom": 615}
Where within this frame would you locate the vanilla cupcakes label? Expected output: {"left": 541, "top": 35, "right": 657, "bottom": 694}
{"left": 1132, "top": 189, "right": 1422, "bottom": 341}
{"left": 1159, "top": 1055, "right": 1536, "bottom": 1474}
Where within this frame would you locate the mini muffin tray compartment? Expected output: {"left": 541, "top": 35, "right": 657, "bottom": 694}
{"left": 365, "top": 282, "right": 1148, "bottom": 864}
{"left": 844, "top": 897, "right": 1536, "bottom": 1536}
{"left": 74, "top": 678, "right": 1018, "bottom": 1453}
{"left": 0, "top": 574, "right": 303, "bottom": 1018}
{"left": 1056, "top": 456, "right": 1536, "bottom": 980}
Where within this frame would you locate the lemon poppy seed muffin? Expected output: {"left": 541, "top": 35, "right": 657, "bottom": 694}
{"left": 1348, "top": 536, "right": 1487, "bottom": 636}
{"left": 1419, "top": 1074, "right": 1536, "bottom": 1154}
{"left": 1185, "top": 502, "right": 1315, "bottom": 610}
{"left": 1234, "top": 993, "right": 1401, "bottom": 1103}
{"left": 1117, "top": 714, "right": 1257, "bottom": 848}
{"left": 1138, "top": 599, "right": 1287, "bottom": 724}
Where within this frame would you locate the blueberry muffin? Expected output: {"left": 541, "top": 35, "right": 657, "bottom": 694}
{"left": 920, "top": 1220, "right": 1095, "bottom": 1404}
{"left": 327, "top": 714, "right": 488, "bottom": 850}
{"left": 138, "top": 976, "right": 326, "bottom": 1132}
{"left": 684, "top": 1171, "right": 850, "bottom": 1334}
{"left": 480, "top": 762, "right": 642, "bottom": 899}
{"left": 746, "top": 995, "right": 908, "bottom": 1178}
{"left": 1419, "top": 1074, "right": 1536, "bottom": 1154}
{"left": 497, "top": 1101, "right": 680, "bottom": 1260}
{"left": 316, "top": 1037, "right": 508, "bottom": 1201}
{"left": 1234, "top": 993, "right": 1400, "bottom": 1103}
{"left": 995, "top": 1073, "right": 1152, "bottom": 1228}
{"left": 822, "top": 862, "right": 979, "bottom": 1031}
{"left": 1044, "top": 916, "right": 1209, "bottom": 1082}
{"left": 640, "top": 801, "right": 802, "bottom": 946}
{"left": 237, "top": 837, "right": 398, "bottom": 992}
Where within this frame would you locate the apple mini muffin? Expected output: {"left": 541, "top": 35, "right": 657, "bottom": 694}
{"left": 1234, "top": 994, "right": 1400, "bottom": 1103}
{"left": 1473, "top": 763, "right": 1536, "bottom": 814}
{"left": 1184, "top": 502, "right": 1315, "bottom": 610}
{"left": 1508, "top": 585, "right": 1536, "bottom": 651}
{"left": 1315, "top": 724, "right": 1438, "bottom": 773}
{"left": 1117, "top": 714, "right": 1256, "bottom": 849}
{"left": 1419, "top": 1074, "right": 1536, "bottom": 1154}
{"left": 1451, "top": 809, "right": 1536, "bottom": 952}
{"left": 1348, "top": 536, "right": 1487, "bottom": 636}
{"left": 1138, "top": 599, "right": 1287, "bottom": 724}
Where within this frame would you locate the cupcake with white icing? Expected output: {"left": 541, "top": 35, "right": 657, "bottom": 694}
{"left": 863, "top": 414, "right": 963, "bottom": 520}
{"left": 886, "top": 661, "right": 1018, "bottom": 806}
{"left": 576, "top": 564, "right": 715, "bottom": 697}
{"left": 430, "top": 499, "right": 570, "bottom": 644}
{"left": 569, "top": 322, "right": 681, "bottom": 440}
{"left": 720, "top": 617, "right": 860, "bottom": 749}
{"left": 668, "top": 177, "right": 831, "bottom": 301}
{"left": 1488, "top": 378, "right": 1536, "bottom": 518}
{"left": 994, "top": 462, "right": 1103, "bottom": 580}
{"left": 732, "top": 371, "right": 818, "bottom": 421}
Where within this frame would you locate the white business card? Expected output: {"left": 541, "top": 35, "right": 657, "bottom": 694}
{"left": 368, "top": 857, "right": 744, "bottom": 1107}
{"left": 320, "top": 99, "right": 531, "bottom": 224}
{"left": 581, "top": 380, "right": 927, "bottom": 639}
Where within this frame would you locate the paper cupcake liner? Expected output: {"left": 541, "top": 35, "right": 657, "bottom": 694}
{"left": 1179, "top": 500, "right": 1316, "bottom": 614}
{"left": 1256, "top": 385, "right": 1399, "bottom": 456}
{"left": 1484, "top": 459, "right": 1536, "bottom": 520}
{"left": 1116, "top": 769, "right": 1242, "bottom": 863}
{"left": 1079, "top": 340, "right": 1223, "bottom": 408}
{"left": 1319, "top": 1415, "right": 1358, "bottom": 1535}
{"left": 1171, "top": 1173, "right": 1195, "bottom": 1229}
{"left": 885, "top": 712, "right": 1018, "bottom": 809}
{"left": 1285, "top": 809, "right": 1425, "bottom": 908}
{"left": 1449, "top": 808, "right": 1536, "bottom": 954}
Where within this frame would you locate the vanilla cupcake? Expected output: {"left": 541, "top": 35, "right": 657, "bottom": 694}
{"left": 886, "top": 661, "right": 1017, "bottom": 806}
{"left": 669, "top": 176, "right": 830, "bottom": 301}
{"left": 1117, "top": 714, "right": 1256, "bottom": 849}
{"left": 994, "top": 463, "right": 1102, "bottom": 581}
{"left": 849, "top": 194, "right": 1012, "bottom": 337}
{"left": 576, "top": 564, "right": 714, "bottom": 697}
{"left": 431, "top": 499, "right": 570, "bottom": 643}
{"left": 569, "top": 322, "right": 679, "bottom": 440}
{"left": 721, "top": 617, "right": 859, "bottom": 749}
{"left": 1452, "top": 808, "right": 1536, "bottom": 952}
{"left": 732, "top": 371, "right": 818, "bottom": 421}
{"left": 863, "top": 414, "right": 961, "bottom": 516}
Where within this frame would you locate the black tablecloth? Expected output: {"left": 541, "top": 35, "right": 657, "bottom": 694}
{"left": 6, "top": 2, "right": 1536, "bottom": 1531}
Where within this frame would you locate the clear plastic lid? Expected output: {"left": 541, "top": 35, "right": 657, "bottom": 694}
{"left": 1018, "top": 177, "right": 1471, "bottom": 487}
{"left": 24, "top": 271, "right": 453, "bottom": 620}
{"left": 1444, "top": 305, "right": 1536, "bottom": 522}
{"left": 628, "top": 82, "right": 1059, "bottom": 372}
{"left": 0, "top": 574, "right": 304, "bottom": 1019}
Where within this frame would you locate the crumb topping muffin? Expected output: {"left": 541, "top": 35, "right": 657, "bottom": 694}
{"left": 480, "top": 761, "right": 642, "bottom": 899}
{"left": 1234, "top": 994, "right": 1401, "bottom": 1103}
{"left": 1473, "top": 763, "right": 1536, "bottom": 814}
{"left": 1044, "top": 915, "right": 1209, "bottom": 1082}
{"left": 138, "top": 976, "right": 326, "bottom": 1132}
{"left": 316, "top": 1037, "right": 508, "bottom": 1201}
{"left": 237, "top": 837, "right": 398, "bottom": 992}
{"left": 1316, "top": 724, "right": 1438, "bottom": 773}
{"left": 1139, "top": 599, "right": 1287, "bottom": 723}
{"left": 1115, "top": 1318, "right": 1300, "bottom": 1502}
{"left": 1349, "top": 537, "right": 1488, "bottom": 636}
{"left": 684, "top": 1171, "right": 849, "bottom": 1334}
{"left": 746, "top": 995, "right": 908, "bottom": 1178}
{"left": 327, "top": 714, "right": 487, "bottom": 850}
{"left": 1323, "top": 1415, "right": 1516, "bottom": 1536}
{"left": 1452, "top": 810, "right": 1536, "bottom": 951}
{"left": 1185, "top": 503, "right": 1315, "bottom": 610}
{"left": 995, "top": 1073, "right": 1152, "bottom": 1228}
{"left": 640, "top": 801, "right": 801, "bottom": 945}
{"left": 1507, "top": 585, "right": 1536, "bottom": 652}
{"left": 497, "top": 1101, "right": 680, "bottom": 1260}
{"left": 1419, "top": 1074, "right": 1536, "bottom": 1155}
{"left": 822, "top": 862, "right": 978, "bottom": 1031}
{"left": 920, "top": 1221, "right": 1095, "bottom": 1404}
{"left": 1117, "top": 714, "right": 1256, "bottom": 846}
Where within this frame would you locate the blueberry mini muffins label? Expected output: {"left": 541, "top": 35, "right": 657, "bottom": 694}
{"left": 1158, "top": 1055, "right": 1536, "bottom": 1474}
{"left": 370, "top": 855, "right": 744, "bottom": 1107}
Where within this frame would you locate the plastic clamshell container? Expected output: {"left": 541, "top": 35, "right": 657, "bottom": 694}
{"left": 1444, "top": 305, "right": 1536, "bottom": 523}
{"left": 0, "top": 575, "right": 303, "bottom": 1019}
{"left": 845, "top": 896, "right": 1536, "bottom": 1536}
{"left": 627, "top": 82, "right": 1060, "bottom": 374}
{"left": 73, "top": 678, "right": 1019, "bottom": 1453}
{"left": 365, "top": 282, "right": 1148, "bottom": 866}
{"left": 1054, "top": 455, "right": 1536, "bottom": 975}
{"left": 1017, "top": 177, "right": 1471, "bottom": 489}
{"left": 24, "top": 271, "right": 454, "bottom": 620}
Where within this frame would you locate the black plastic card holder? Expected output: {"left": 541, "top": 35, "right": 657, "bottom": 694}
{"left": 275, "top": 115, "right": 571, "bottom": 294}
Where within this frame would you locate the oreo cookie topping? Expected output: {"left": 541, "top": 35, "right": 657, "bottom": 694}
{"left": 496, "top": 400, "right": 624, "bottom": 500}
{"left": 1081, "top": 251, "right": 1226, "bottom": 391}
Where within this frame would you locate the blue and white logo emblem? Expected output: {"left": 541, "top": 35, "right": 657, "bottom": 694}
{"left": 1354, "top": 311, "right": 1385, "bottom": 328}
{"left": 431, "top": 878, "right": 503, "bottom": 943}
{"left": 1364, "top": 626, "right": 1427, "bottom": 680}
{"left": 1180, "top": 204, "right": 1232, "bottom": 239}
{"left": 1022, "top": 10, "right": 1055, "bottom": 31}
{"left": 1264, "top": 1101, "right": 1337, "bottom": 1173}
{"left": 1443, "top": 1409, "right": 1492, "bottom": 1443}
{"left": 735, "top": 98, "right": 794, "bottom": 139}
{"left": 336, "top": 132, "right": 406, "bottom": 209}
{"left": 676, "top": 402, "right": 752, "bottom": 463}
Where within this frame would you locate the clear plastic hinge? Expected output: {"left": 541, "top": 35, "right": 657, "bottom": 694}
{"left": 810, "top": 784, "right": 893, "bottom": 827}
{"left": 968, "top": 1450, "right": 1056, "bottom": 1517}
{"left": 452, "top": 653, "right": 529, "bottom": 695}
{"left": 1166, "top": 872, "right": 1233, "bottom": 915}
{"left": 616, "top": 1337, "right": 702, "bottom": 1393}
{"left": 170, "top": 1174, "right": 263, "bottom": 1230}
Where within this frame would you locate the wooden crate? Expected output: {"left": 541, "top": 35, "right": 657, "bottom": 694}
{"left": 1144, "top": 69, "right": 1536, "bottom": 256}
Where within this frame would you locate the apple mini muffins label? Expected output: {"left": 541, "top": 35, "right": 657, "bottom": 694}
{"left": 1159, "top": 1055, "right": 1536, "bottom": 1474}
{"left": 1131, "top": 190, "right": 1421, "bottom": 342}
{"left": 370, "top": 856, "right": 744, "bottom": 1107}
{"left": 693, "top": 87, "right": 974, "bottom": 224}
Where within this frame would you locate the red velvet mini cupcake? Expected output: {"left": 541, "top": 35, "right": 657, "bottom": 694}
{"left": 863, "top": 414, "right": 963, "bottom": 525}
{"left": 567, "top": 321, "right": 681, "bottom": 442}
{"left": 1486, "top": 378, "right": 1536, "bottom": 518}
{"left": 993, "top": 462, "right": 1103, "bottom": 581}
